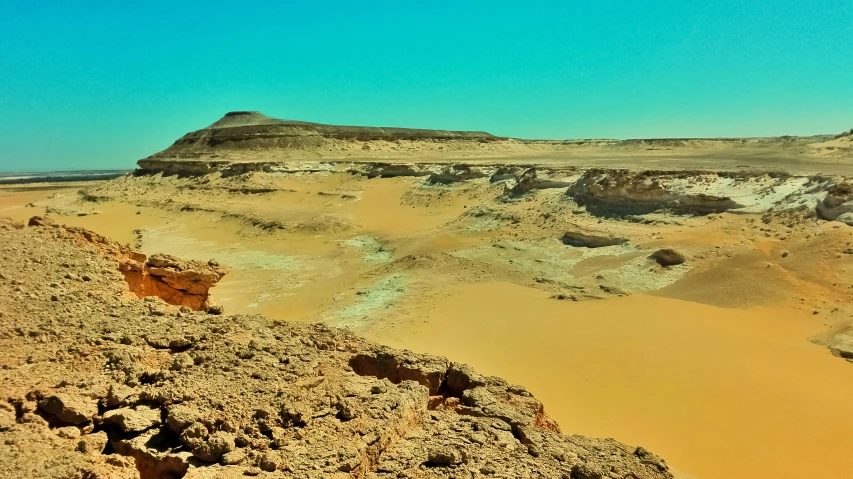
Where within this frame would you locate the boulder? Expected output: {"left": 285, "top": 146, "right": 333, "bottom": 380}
{"left": 649, "top": 249, "right": 685, "bottom": 267}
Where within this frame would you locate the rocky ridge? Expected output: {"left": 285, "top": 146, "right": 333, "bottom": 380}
{"left": 0, "top": 216, "right": 673, "bottom": 478}
{"left": 130, "top": 160, "right": 853, "bottom": 226}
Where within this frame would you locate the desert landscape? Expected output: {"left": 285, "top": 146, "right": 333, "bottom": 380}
{"left": 3, "top": 112, "right": 853, "bottom": 479}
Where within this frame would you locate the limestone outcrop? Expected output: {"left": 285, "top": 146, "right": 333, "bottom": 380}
{"left": 566, "top": 170, "right": 745, "bottom": 216}
{"left": 501, "top": 168, "right": 573, "bottom": 198}
{"left": 816, "top": 181, "right": 853, "bottom": 225}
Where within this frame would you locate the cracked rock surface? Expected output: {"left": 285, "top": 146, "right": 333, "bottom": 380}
{"left": 0, "top": 216, "right": 672, "bottom": 478}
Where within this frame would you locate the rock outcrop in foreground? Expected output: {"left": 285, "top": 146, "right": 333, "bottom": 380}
{"left": 27, "top": 216, "right": 227, "bottom": 310}
{"left": 0, "top": 216, "right": 673, "bottom": 478}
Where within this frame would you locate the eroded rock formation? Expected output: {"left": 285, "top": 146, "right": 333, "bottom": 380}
{"left": 501, "top": 168, "right": 573, "bottom": 198}
{"left": 27, "top": 216, "right": 226, "bottom": 310}
{"left": 0, "top": 216, "right": 673, "bottom": 478}
{"left": 816, "top": 181, "right": 853, "bottom": 225}
{"left": 119, "top": 254, "right": 226, "bottom": 310}
{"left": 560, "top": 231, "right": 629, "bottom": 248}
{"left": 566, "top": 170, "right": 744, "bottom": 216}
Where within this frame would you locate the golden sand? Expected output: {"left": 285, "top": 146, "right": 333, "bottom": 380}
{"left": 376, "top": 283, "right": 853, "bottom": 479}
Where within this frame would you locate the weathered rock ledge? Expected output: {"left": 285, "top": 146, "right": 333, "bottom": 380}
{"left": 0, "top": 216, "right": 673, "bottom": 478}
{"left": 27, "top": 216, "right": 227, "bottom": 310}
{"left": 128, "top": 158, "right": 853, "bottom": 226}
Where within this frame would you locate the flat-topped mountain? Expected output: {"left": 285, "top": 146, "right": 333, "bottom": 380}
{"left": 140, "top": 112, "right": 853, "bottom": 176}
{"left": 148, "top": 111, "right": 503, "bottom": 160}
{"left": 203, "top": 111, "right": 500, "bottom": 140}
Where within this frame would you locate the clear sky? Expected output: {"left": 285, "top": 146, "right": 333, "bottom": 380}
{"left": 1, "top": 1, "right": 851, "bottom": 171}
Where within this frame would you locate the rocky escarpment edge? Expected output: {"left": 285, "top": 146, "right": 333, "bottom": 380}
{"left": 132, "top": 160, "right": 853, "bottom": 226}
{"left": 0, "top": 217, "right": 674, "bottom": 478}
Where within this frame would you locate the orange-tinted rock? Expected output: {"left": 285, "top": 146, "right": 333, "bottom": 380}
{"left": 27, "top": 217, "right": 226, "bottom": 310}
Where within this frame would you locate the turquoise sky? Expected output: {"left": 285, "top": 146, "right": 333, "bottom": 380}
{"left": 1, "top": 1, "right": 851, "bottom": 171}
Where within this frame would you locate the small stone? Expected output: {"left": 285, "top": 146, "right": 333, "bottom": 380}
{"left": 221, "top": 449, "right": 247, "bottom": 465}
{"left": 336, "top": 399, "right": 358, "bottom": 421}
{"left": 169, "top": 337, "right": 192, "bottom": 349}
{"left": 243, "top": 467, "right": 262, "bottom": 476}
{"left": 166, "top": 404, "right": 201, "bottom": 433}
{"left": 192, "top": 431, "right": 235, "bottom": 462}
{"left": 55, "top": 426, "right": 81, "bottom": 439}
{"left": 106, "top": 383, "right": 136, "bottom": 407}
{"left": 281, "top": 404, "right": 310, "bottom": 427}
{"left": 634, "top": 446, "right": 669, "bottom": 472}
{"left": 102, "top": 406, "right": 162, "bottom": 433}
{"left": 76, "top": 431, "right": 109, "bottom": 455}
{"left": 171, "top": 353, "right": 194, "bottom": 371}
{"left": 258, "top": 452, "right": 278, "bottom": 472}
{"left": 38, "top": 393, "right": 98, "bottom": 425}
{"left": 426, "top": 446, "right": 464, "bottom": 466}
{"left": 105, "top": 455, "right": 134, "bottom": 468}
{"left": 571, "top": 463, "right": 605, "bottom": 479}
{"left": 180, "top": 421, "right": 209, "bottom": 449}
{"left": 19, "top": 412, "right": 49, "bottom": 427}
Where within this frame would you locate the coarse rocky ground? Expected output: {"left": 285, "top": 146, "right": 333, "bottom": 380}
{"left": 0, "top": 216, "right": 673, "bottom": 478}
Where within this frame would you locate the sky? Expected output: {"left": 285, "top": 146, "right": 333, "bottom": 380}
{"left": 1, "top": 1, "right": 852, "bottom": 171}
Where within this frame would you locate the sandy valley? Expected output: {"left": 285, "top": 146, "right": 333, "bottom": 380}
{"left": 3, "top": 112, "right": 853, "bottom": 478}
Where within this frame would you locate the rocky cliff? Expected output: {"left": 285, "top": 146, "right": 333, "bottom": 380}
{"left": 0, "top": 216, "right": 673, "bottom": 478}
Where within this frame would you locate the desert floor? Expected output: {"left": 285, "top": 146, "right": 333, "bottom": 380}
{"left": 3, "top": 170, "right": 853, "bottom": 479}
